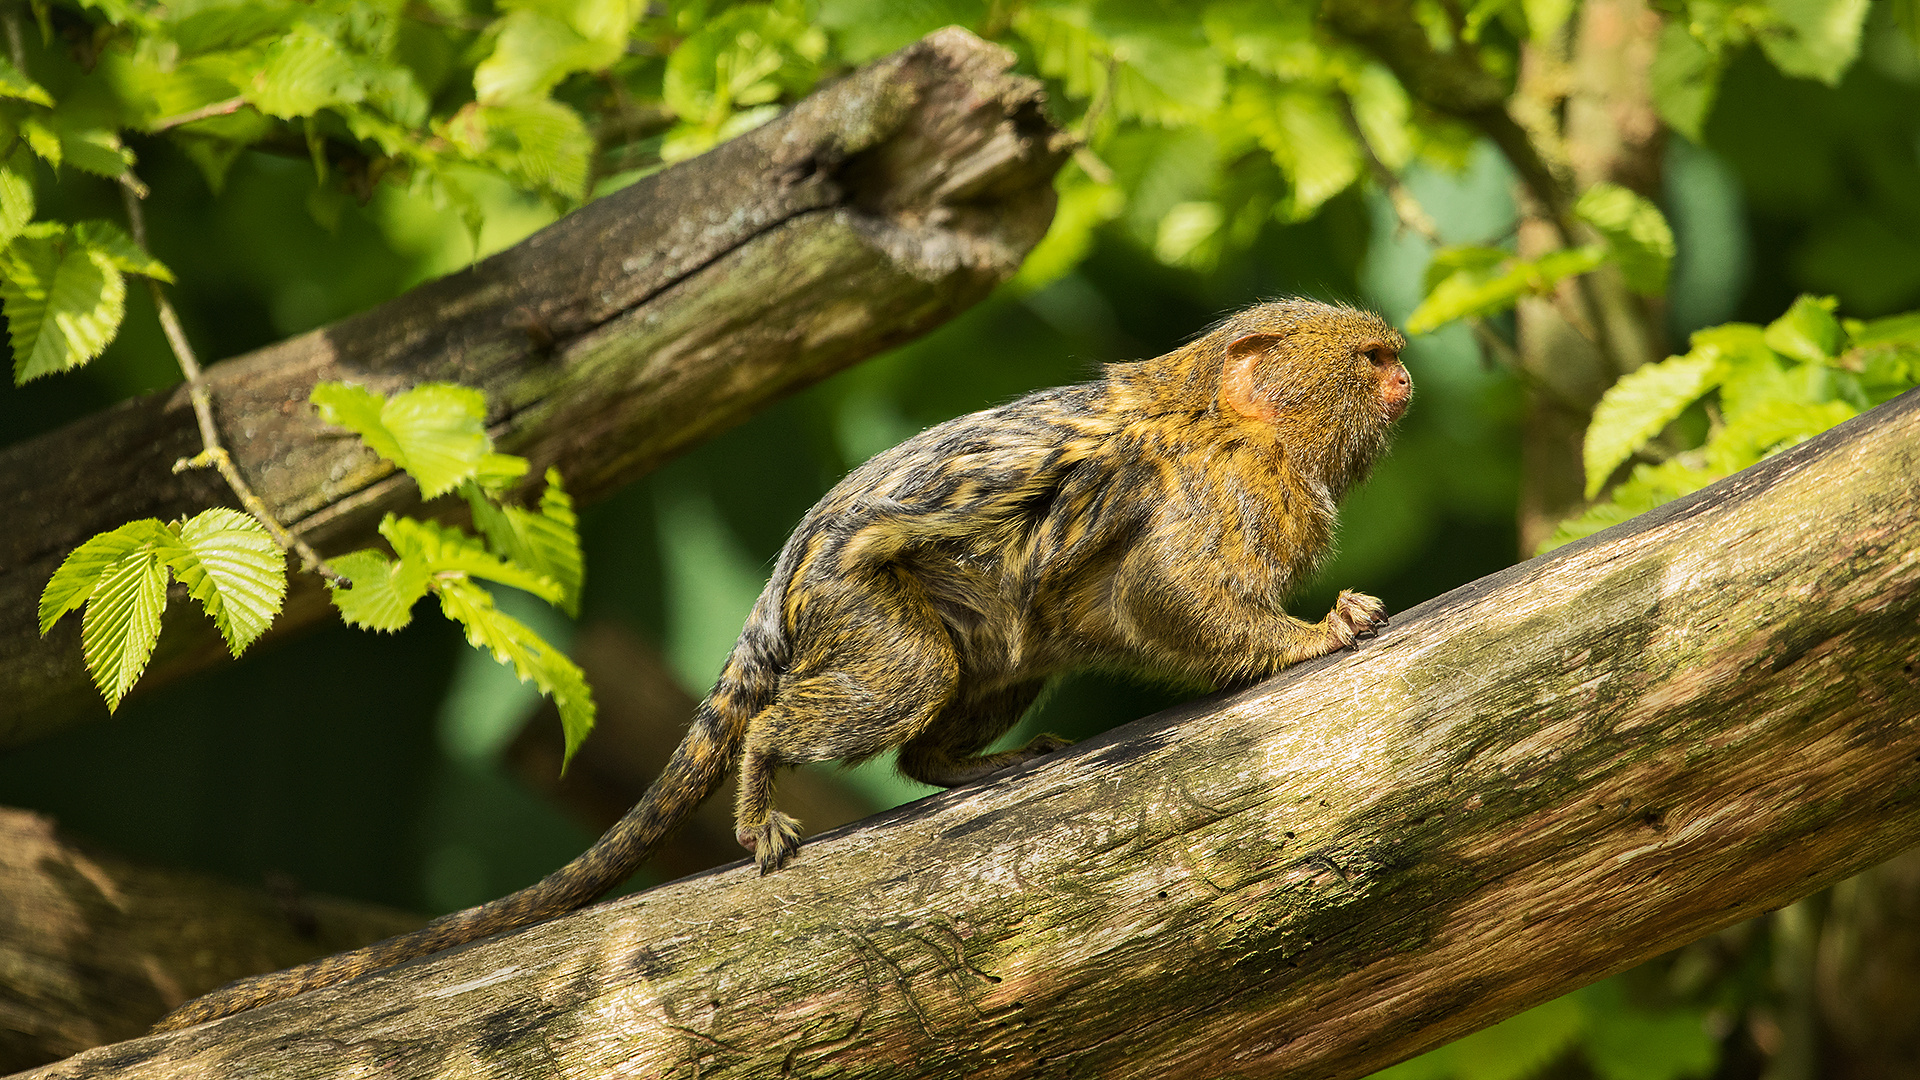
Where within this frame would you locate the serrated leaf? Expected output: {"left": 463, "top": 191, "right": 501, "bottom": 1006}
{"left": 1702, "top": 398, "right": 1854, "bottom": 473}
{"left": 1234, "top": 82, "right": 1362, "bottom": 218}
{"left": 1542, "top": 457, "right": 1720, "bottom": 554}
{"left": 436, "top": 578, "right": 595, "bottom": 765}
{"left": 1406, "top": 245, "right": 1606, "bottom": 335}
{"left": 464, "top": 468, "right": 583, "bottom": 615}
{"left": 1650, "top": 21, "right": 1721, "bottom": 141}
{"left": 56, "top": 126, "right": 135, "bottom": 178}
{"left": 0, "top": 162, "right": 33, "bottom": 246}
{"left": 311, "top": 381, "right": 493, "bottom": 498}
{"left": 0, "top": 56, "right": 53, "bottom": 106}
{"left": 1757, "top": 0, "right": 1868, "bottom": 86}
{"left": 73, "top": 220, "right": 174, "bottom": 282}
{"left": 20, "top": 116, "right": 59, "bottom": 165}
{"left": 3, "top": 230, "right": 128, "bottom": 382}
{"left": 166, "top": 508, "right": 288, "bottom": 656}
{"left": 473, "top": 99, "right": 592, "bottom": 200}
{"left": 39, "top": 519, "right": 172, "bottom": 635}
{"left": 1848, "top": 310, "right": 1920, "bottom": 348}
{"left": 80, "top": 545, "right": 169, "bottom": 712}
{"left": 1762, "top": 294, "right": 1844, "bottom": 364}
{"left": 247, "top": 23, "right": 364, "bottom": 118}
{"left": 382, "top": 515, "right": 566, "bottom": 605}
{"left": 1583, "top": 352, "right": 1722, "bottom": 498}
{"left": 476, "top": 9, "right": 624, "bottom": 104}
{"left": 327, "top": 548, "right": 431, "bottom": 631}
{"left": 1576, "top": 182, "right": 1675, "bottom": 296}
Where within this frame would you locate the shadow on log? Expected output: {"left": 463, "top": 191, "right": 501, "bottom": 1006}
{"left": 0, "top": 27, "right": 1069, "bottom": 747}
{"left": 15, "top": 380, "right": 1917, "bottom": 1077}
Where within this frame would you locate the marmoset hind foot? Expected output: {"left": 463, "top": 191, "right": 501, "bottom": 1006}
{"left": 154, "top": 297, "right": 1410, "bottom": 1030}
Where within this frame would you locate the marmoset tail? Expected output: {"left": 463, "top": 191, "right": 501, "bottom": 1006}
{"left": 154, "top": 297, "right": 1411, "bottom": 1030}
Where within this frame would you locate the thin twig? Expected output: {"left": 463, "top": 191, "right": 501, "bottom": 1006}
{"left": 149, "top": 96, "right": 246, "bottom": 133}
{"left": 119, "top": 177, "right": 351, "bottom": 587}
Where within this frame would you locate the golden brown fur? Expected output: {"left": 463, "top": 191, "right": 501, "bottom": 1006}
{"left": 154, "top": 298, "right": 1410, "bottom": 1030}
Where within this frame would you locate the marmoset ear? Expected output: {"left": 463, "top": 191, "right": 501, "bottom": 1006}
{"left": 1220, "top": 333, "right": 1283, "bottom": 420}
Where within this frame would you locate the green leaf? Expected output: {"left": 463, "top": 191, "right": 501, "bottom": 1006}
{"left": 436, "top": 577, "right": 595, "bottom": 765}
{"left": 1576, "top": 182, "right": 1675, "bottom": 296}
{"left": 1762, "top": 294, "right": 1844, "bottom": 365}
{"left": 165, "top": 508, "right": 288, "bottom": 656}
{"left": 1650, "top": 21, "right": 1721, "bottom": 141}
{"left": 1406, "top": 244, "right": 1606, "bottom": 335}
{"left": 471, "top": 99, "right": 593, "bottom": 200}
{"left": 817, "top": 0, "right": 986, "bottom": 62}
{"left": 475, "top": 8, "right": 626, "bottom": 104}
{"left": 0, "top": 160, "right": 34, "bottom": 246}
{"left": 1757, "top": 0, "right": 1869, "bottom": 86}
{"left": 2, "top": 227, "right": 128, "bottom": 383}
{"left": 382, "top": 515, "right": 566, "bottom": 605}
{"left": 1702, "top": 398, "right": 1854, "bottom": 472}
{"left": 1233, "top": 82, "right": 1362, "bottom": 219}
{"left": 19, "top": 116, "right": 60, "bottom": 166}
{"left": 80, "top": 543, "right": 170, "bottom": 712}
{"left": 55, "top": 126, "right": 135, "bottom": 179}
{"left": 39, "top": 519, "right": 171, "bottom": 635}
{"left": 327, "top": 548, "right": 432, "bottom": 632}
{"left": 464, "top": 467, "right": 584, "bottom": 616}
{"left": 73, "top": 220, "right": 175, "bottom": 282}
{"left": 247, "top": 23, "right": 364, "bottom": 118}
{"left": 0, "top": 56, "right": 53, "bottom": 106}
{"left": 310, "top": 381, "right": 493, "bottom": 499}
{"left": 1583, "top": 352, "right": 1722, "bottom": 498}
{"left": 1847, "top": 309, "right": 1920, "bottom": 349}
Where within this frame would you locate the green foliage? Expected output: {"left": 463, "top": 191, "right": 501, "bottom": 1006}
{"left": 1650, "top": 0, "right": 1871, "bottom": 138}
{"left": 1542, "top": 295, "right": 1920, "bottom": 551}
{"left": 2, "top": 220, "right": 169, "bottom": 382}
{"left": 315, "top": 380, "right": 593, "bottom": 763}
{"left": 38, "top": 510, "right": 288, "bottom": 711}
{"left": 1374, "top": 978, "right": 1717, "bottom": 1080}
{"left": 1406, "top": 244, "right": 1606, "bottom": 334}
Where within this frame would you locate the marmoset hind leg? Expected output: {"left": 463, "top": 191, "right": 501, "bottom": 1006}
{"left": 898, "top": 681, "right": 1068, "bottom": 788}
{"left": 733, "top": 576, "right": 962, "bottom": 872}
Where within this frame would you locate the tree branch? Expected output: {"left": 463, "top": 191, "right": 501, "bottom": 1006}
{"left": 0, "top": 27, "right": 1069, "bottom": 747}
{"left": 0, "top": 808, "right": 423, "bottom": 1073}
{"left": 23, "top": 387, "right": 1920, "bottom": 1079}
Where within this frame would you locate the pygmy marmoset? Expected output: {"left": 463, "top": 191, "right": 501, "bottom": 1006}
{"left": 155, "top": 296, "right": 1412, "bottom": 1030}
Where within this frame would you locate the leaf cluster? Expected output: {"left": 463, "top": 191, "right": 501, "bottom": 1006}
{"left": 1542, "top": 295, "right": 1920, "bottom": 551}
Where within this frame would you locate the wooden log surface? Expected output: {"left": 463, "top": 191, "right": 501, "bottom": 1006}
{"left": 0, "top": 808, "right": 423, "bottom": 1074}
{"left": 15, "top": 380, "right": 1917, "bottom": 1078}
{"left": 0, "top": 27, "right": 1068, "bottom": 747}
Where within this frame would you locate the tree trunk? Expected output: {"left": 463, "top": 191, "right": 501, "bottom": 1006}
{"left": 0, "top": 27, "right": 1068, "bottom": 748}
{"left": 19, "top": 387, "right": 1918, "bottom": 1080}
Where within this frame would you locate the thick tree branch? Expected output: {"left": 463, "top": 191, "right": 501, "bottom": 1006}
{"left": 0, "top": 27, "right": 1069, "bottom": 747}
{"left": 22, "top": 388, "right": 1919, "bottom": 1079}
{"left": 0, "top": 808, "right": 423, "bottom": 1073}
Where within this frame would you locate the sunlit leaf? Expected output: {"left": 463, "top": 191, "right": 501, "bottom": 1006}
{"left": 310, "top": 381, "right": 493, "bottom": 498}
{"left": 0, "top": 160, "right": 33, "bottom": 245}
{"left": 1576, "top": 182, "right": 1675, "bottom": 296}
{"left": 1762, "top": 294, "right": 1844, "bottom": 365}
{"left": 1757, "top": 0, "right": 1869, "bottom": 86}
{"left": 247, "top": 23, "right": 364, "bottom": 118}
{"left": 327, "top": 548, "right": 431, "bottom": 632}
{"left": 39, "top": 519, "right": 171, "bottom": 635}
{"left": 1649, "top": 21, "right": 1720, "bottom": 141}
{"left": 464, "top": 468, "right": 584, "bottom": 615}
{"left": 382, "top": 515, "right": 567, "bottom": 605}
{"left": 2, "top": 228, "right": 128, "bottom": 382}
{"left": 436, "top": 577, "right": 595, "bottom": 765}
{"left": 80, "top": 545, "right": 169, "bottom": 712}
{"left": 0, "top": 56, "right": 53, "bottom": 105}
{"left": 73, "top": 220, "right": 175, "bottom": 282}
{"left": 1583, "top": 352, "right": 1721, "bottom": 498}
{"left": 166, "top": 509, "right": 288, "bottom": 656}
{"left": 1406, "top": 245, "right": 1605, "bottom": 335}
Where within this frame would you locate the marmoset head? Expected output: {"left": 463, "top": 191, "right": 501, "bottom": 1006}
{"left": 1211, "top": 299, "right": 1411, "bottom": 432}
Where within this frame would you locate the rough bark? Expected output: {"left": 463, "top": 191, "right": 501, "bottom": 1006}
{"left": 0, "top": 808, "right": 423, "bottom": 1073}
{"left": 0, "top": 27, "right": 1068, "bottom": 748}
{"left": 17, "top": 386, "right": 1918, "bottom": 1080}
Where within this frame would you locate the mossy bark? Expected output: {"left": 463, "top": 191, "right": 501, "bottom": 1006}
{"left": 20, "top": 388, "right": 1919, "bottom": 1080}
{"left": 0, "top": 27, "right": 1068, "bottom": 748}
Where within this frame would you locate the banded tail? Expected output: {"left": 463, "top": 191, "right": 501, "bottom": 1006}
{"left": 151, "top": 667, "right": 764, "bottom": 1032}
